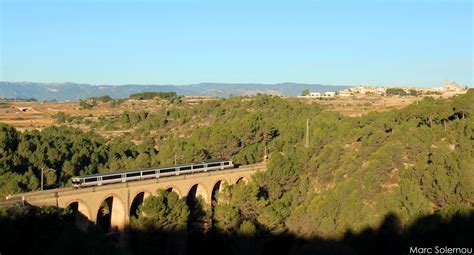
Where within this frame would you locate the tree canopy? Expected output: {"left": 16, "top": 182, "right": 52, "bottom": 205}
{"left": 0, "top": 90, "right": 472, "bottom": 254}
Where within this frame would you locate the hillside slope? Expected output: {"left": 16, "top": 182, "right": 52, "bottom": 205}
{"left": 0, "top": 91, "right": 472, "bottom": 247}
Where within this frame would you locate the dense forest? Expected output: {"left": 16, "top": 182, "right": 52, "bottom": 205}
{"left": 0, "top": 90, "right": 473, "bottom": 254}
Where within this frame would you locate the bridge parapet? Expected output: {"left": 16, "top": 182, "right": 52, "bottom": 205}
{"left": 3, "top": 162, "right": 266, "bottom": 204}
{"left": 0, "top": 162, "right": 266, "bottom": 230}
{"left": 0, "top": 161, "right": 266, "bottom": 247}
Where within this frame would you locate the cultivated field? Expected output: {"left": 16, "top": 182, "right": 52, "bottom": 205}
{"left": 0, "top": 100, "right": 160, "bottom": 130}
{"left": 296, "top": 95, "right": 425, "bottom": 116}
{"left": 0, "top": 94, "right": 450, "bottom": 133}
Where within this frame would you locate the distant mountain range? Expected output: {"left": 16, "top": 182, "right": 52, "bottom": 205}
{"left": 0, "top": 82, "right": 349, "bottom": 101}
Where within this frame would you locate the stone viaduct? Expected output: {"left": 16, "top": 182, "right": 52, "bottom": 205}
{"left": 2, "top": 162, "right": 266, "bottom": 234}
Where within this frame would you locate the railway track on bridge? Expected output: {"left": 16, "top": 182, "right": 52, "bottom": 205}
{"left": 0, "top": 161, "right": 266, "bottom": 208}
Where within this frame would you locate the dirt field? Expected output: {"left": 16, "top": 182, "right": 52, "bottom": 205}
{"left": 0, "top": 96, "right": 218, "bottom": 133}
{"left": 300, "top": 95, "right": 421, "bottom": 116}
{"left": 293, "top": 94, "right": 451, "bottom": 116}
{"left": 0, "top": 94, "right": 450, "bottom": 132}
{"left": 0, "top": 100, "right": 160, "bottom": 130}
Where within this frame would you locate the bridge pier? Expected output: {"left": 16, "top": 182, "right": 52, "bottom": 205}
{"left": 2, "top": 163, "right": 266, "bottom": 244}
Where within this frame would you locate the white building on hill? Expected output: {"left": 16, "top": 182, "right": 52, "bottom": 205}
{"left": 441, "top": 78, "right": 466, "bottom": 94}
{"left": 300, "top": 91, "right": 336, "bottom": 98}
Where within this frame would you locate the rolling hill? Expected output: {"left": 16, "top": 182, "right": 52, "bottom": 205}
{"left": 0, "top": 81, "right": 349, "bottom": 101}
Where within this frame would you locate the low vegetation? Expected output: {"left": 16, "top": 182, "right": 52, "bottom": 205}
{"left": 0, "top": 90, "right": 472, "bottom": 254}
{"left": 129, "top": 92, "right": 180, "bottom": 102}
{"left": 385, "top": 88, "right": 420, "bottom": 96}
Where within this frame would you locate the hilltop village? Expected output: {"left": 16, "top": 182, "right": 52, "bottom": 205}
{"left": 300, "top": 79, "right": 468, "bottom": 98}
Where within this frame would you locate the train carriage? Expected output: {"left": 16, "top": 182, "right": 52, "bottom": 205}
{"left": 72, "top": 160, "right": 234, "bottom": 188}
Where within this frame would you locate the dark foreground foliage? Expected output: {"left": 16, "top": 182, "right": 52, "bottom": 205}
{"left": 0, "top": 91, "right": 472, "bottom": 254}
{"left": 0, "top": 205, "right": 120, "bottom": 255}
{"left": 0, "top": 203, "right": 472, "bottom": 255}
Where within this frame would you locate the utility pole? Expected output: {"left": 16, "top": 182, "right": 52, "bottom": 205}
{"left": 175, "top": 154, "right": 183, "bottom": 165}
{"left": 264, "top": 145, "right": 268, "bottom": 161}
{"left": 41, "top": 167, "right": 55, "bottom": 191}
{"left": 41, "top": 167, "right": 44, "bottom": 191}
{"left": 305, "top": 118, "right": 309, "bottom": 148}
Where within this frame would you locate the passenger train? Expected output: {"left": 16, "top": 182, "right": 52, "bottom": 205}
{"left": 72, "top": 160, "right": 235, "bottom": 188}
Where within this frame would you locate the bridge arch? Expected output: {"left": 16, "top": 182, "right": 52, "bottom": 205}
{"left": 165, "top": 185, "right": 182, "bottom": 198}
{"left": 65, "top": 199, "right": 92, "bottom": 231}
{"left": 96, "top": 194, "right": 126, "bottom": 233}
{"left": 130, "top": 190, "right": 152, "bottom": 218}
{"left": 211, "top": 179, "right": 229, "bottom": 205}
{"left": 186, "top": 183, "right": 208, "bottom": 205}
{"left": 236, "top": 176, "right": 249, "bottom": 184}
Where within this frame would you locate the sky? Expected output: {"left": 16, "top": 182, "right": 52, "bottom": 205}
{"left": 0, "top": 0, "right": 472, "bottom": 87}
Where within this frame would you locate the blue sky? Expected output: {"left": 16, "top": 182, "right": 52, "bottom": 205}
{"left": 1, "top": 0, "right": 472, "bottom": 87}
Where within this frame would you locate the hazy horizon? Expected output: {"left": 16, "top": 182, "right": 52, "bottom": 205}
{"left": 1, "top": 80, "right": 471, "bottom": 89}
